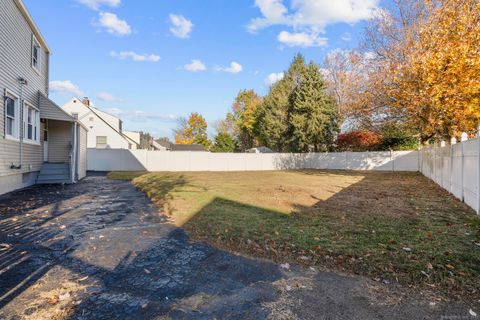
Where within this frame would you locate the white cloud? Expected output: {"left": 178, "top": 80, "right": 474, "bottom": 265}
{"left": 265, "top": 72, "right": 284, "bottom": 86}
{"left": 216, "top": 62, "right": 243, "bottom": 74}
{"left": 249, "top": 0, "right": 380, "bottom": 32}
{"left": 277, "top": 31, "right": 327, "bottom": 47}
{"left": 103, "top": 107, "right": 178, "bottom": 122}
{"left": 96, "top": 92, "right": 122, "bottom": 102}
{"left": 98, "top": 12, "right": 131, "bottom": 36}
{"left": 50, "top": 80, "right": 84, "bottom": 97}
{"left": 110, "top": 51, "right": 160, "bottom": 62}
{"left": 341, "top": 32, "right": 352, "bottom": 41}
{"left": 184, "top": 59, "right": 207, "bottom": 72}
{"left": 248, "top": 0, "right": 380, "bottom": 46}
{"left": 248, "top": 0, "right": 289, "bottom": 32}
{"left": 169, "top": 14, "right": 193, "bottom": 39}
{"left": 76, "top": 0, "right": 120, "bottom": 10}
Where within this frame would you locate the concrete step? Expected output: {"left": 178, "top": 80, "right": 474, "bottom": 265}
{"left": 39, "top": 168, "right": 70, "bottom": 175}
{"left": 41, "top": 163, "right": 69, "bottom": 169}
{"left": 36, "top": 179, "right": 70, "bottom": 184}
{"left": 37, "top": 163, "right": 71, "bottom": 185}
{"left": 37, "top": 174, "right": 70, "bottom": 181}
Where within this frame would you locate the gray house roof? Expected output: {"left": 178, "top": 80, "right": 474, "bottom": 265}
{"left": 170, "top": 144, "right": 206, "bottom": 152}
{"left": 39, "top": 92, "right": 75, "bottom": 122}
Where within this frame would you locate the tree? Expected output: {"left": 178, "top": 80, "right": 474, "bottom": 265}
{"left": 174, "top": 112, "right": 211, "bottom": 148}
{"left": 323, "top": 49, "right": 372, "bottom": 129}
{"left": 231, "top": 90, "right": 262, "bottom": 151}
{"left": 288, "top": 62, "right": 339, "bottom": 152}
{"left": 211, "top": 132, "right": 237, "bottom": 152}
{"left": 173, "top": 117, "right": 192, "bottom": 144}
{"left": 337, "top": 130, "right": 381, "bottom": 151}
{"left": 255, "top": 54, "right": 308, "bottom": 152}
{"left": 361, "top": 0, "right": 480, "bottom": 142}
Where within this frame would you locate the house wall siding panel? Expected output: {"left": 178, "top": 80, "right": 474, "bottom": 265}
{"left": 0, "top": 0, "right": 48, "bottom": 191}
{"left": 48, "top": 120, "right": 71, "bottom": 163}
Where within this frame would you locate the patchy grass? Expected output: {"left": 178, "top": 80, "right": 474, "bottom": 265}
{"left": 108, "top": 170, "right": 480, "bottom": 299}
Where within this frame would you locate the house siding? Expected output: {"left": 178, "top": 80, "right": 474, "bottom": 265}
{"left": 0, "top": 0, "right": 48, "bottom": 191}
{"left": 62, "top": 99, "right": 132, "bottom": 149}
{"left": 47, "top": 120, "right": 72, "bottom": 163}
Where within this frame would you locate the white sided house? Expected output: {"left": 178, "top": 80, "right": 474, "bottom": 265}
{"left": 0, "top": 0, "right": 87, "bottom": 195}
{"left": 62, "top": 98, "right": 139, "bottom": 150}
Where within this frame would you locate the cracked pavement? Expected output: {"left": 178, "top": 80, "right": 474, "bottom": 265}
{"left": 0, "top": 173, "right": 477, "bottom": 319}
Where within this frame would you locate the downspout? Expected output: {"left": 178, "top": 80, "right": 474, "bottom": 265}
{"left": 11, "top": 77, "right": 28, "bottom": 170}
{"left": 72, "top": 121, "right": 77, "bottom": 183}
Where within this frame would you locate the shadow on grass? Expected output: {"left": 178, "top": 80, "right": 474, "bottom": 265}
{"left": 180, "top": 171, "right": 480, "bottom": 298}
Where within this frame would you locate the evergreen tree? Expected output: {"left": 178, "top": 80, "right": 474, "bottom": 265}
{"left": 211, "top": 132, "right": 237, "bottom": 152}
{"left": 289, "top": 63, "right": 339, "bottom": 152}
{"left": 255, "top": 54, "right": 307, "bottom": 152}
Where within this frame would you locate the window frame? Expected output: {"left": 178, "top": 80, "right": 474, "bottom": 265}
{"left": 23, "top": 101, "right": 40, "bottom": 145}
{"left": 96, "top": 136, "right": 108, "bottom": 148}
{"left": 4, "top": 89, "right": 20, "bottom": 141}
{"left": 31, "top": 34, "right": 41, "bottom": 74}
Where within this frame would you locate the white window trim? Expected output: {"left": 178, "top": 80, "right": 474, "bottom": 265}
{"left": 96, "top": 136, "right": 108, "bottom": 148}
{"left": 23, "top": 101, "right": 40, "bottom": 145}
{"left": 31, "top": 34, "right": 41, "bottom": 75}
{"left": 4, "top": 89, "right": 20, "bottom": 141}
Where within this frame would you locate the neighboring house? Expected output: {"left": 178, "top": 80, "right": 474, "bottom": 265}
{"left": 246, "top": 146, "right": 273, "bottom": 153}
{"left": 154, "top": 139, "right": 172, "bottom": 151}
{"left": 151, "top": 140, "right": 168, "bottom": 151}
{"left": 0, "top": 0, "right": 88, "bottom": 195}
{"left": 62, "top": 97, "right": 139, "bottom": 150}
{"left": 124, "top": 130, "right": 160, "bottom": 150}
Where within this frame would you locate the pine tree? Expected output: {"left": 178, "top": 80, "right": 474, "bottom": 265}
{"left": 289, "top": 62, "right": 339, "bottom": 152}
{"left": 211, "top": 132, "right": 237, "bottom": 152}
{"left": 255, "top": 54, "right": 307, "bottom": 152}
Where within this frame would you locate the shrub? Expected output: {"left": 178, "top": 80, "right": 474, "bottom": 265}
{"left": 336, "top": 130, "right": 381, "bottom": 151}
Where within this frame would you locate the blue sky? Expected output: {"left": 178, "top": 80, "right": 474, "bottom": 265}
{"left": 24, "top": 0, "right": 383, "bottom": 139}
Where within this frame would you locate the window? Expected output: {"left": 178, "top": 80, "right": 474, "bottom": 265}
{"left": 23, "top": 102, "right": 40, "bottom": 144}
{"left": 71, "top": 112, "right": 79, "bottom": 120}
{"left": 4, "top": 90, "right": 19, "bottom": 139}
{"left": 32, "top": 35, "right": 41, "bottom": 73}
{"left": 96, "top": 136, "right": 107, "bottom": 148}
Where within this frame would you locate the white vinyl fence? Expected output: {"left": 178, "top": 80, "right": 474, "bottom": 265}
{"left": 87, "top": 149, "right": 419, "bottom": 172}
{"left": 420, "top": 134, "right": 480, "bottom": 213}
{"left": 88, "top": 143, "right": 480, "bottom": 213}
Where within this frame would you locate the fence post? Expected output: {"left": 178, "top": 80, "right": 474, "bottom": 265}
{"left": 450, "top": 137, "right": 456, "bottom": 194}
{"left": 477, "top": 127, "right": 480, "bottom": 214}
{"left": 461, "top": 132, "right": 468, "bottom": 202}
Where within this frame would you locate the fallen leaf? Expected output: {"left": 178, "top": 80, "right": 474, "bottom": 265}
{"left": 48, "top": 295, "right": 59, "bottom": 305}
{"left": 59, "top": 292, "right": 71, "bottom": 301}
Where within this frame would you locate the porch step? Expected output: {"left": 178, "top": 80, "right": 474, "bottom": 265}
{"left": 37, "top": 163, "right": 71, "bottom": 184}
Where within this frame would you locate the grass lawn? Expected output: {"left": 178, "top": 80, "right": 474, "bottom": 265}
{"left": 109, "top": 170, "right": 480, "bottom": 299}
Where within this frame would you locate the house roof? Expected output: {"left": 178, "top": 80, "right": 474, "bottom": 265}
{"left": 170, "top": 144, "right": 206, "bottom": 152}
{"left": 67, "top": 98, "right": 139, "bottom": 147}
{"left": 14, "top": 0, "right": 50, "bottom": 53}
{"left": 154, "top": 139, "right": 172, "bottom": 149}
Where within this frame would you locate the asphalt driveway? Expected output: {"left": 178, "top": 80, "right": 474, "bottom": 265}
{"left": 0, "top": 174, "right": 476, "bottom": 319}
